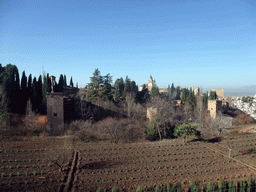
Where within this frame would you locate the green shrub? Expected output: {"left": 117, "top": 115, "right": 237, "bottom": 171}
{"left": 239, "top": 181, "right": 246, "bottom": 192}
{"left": 174, "top": 122, "right": 201, "bottom": 142}
{"left": 147, "top": 184, "right": 155, "bottom": 192}
{"left": 112, "top": 186, "right": 119, "bottom": 192}
{"left": 218, "top": 181, "right": 226, "bottom": 191}
{"left": 155, "top": 184, "right": 161, "bottom": 192}
{"left": 166, "top": 182, "right": 175, "bottom": 192}
{"left": 136, "top": 186, "right": 144, "bottom": 192}
{"left": 145, "top": 115, "right": 174, "bottom": 141}
{"left": 228, "top": 181, "right": 236, "bottom": 192}
{"left": 189, "top": 180, "right": 200, "bottom": 192}
{"left": 96, "top": 187, "right": 106, "bottom": 192}
{"left": 206, "top": 181, "right": 216, "bottom": 192}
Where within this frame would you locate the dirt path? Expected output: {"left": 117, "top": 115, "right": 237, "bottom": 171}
{"left": 201, "top": 142, "right": 256, "bottom": 172}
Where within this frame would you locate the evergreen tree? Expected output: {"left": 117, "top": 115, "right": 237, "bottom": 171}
{"left": 121, "top": 87, "right": 128, "bottom": 100}
{"left": 14, "top": 69, "right": 21, "bottom": 113}
{"left": 187, "top": 88, "right": 196, "bottom": 109}
{"left": 203, "top": 92, "right": 208, "bottom": 109}
{"left": 28, "top": 74, "right": 32, "bottom": 102}
{"left": 113, "top": 78, "right": 124, "bottom": 101}
{"left": 101, "top": 73, "right": 113, "bottom": 100}
{"left": 0, "top": 64, "right": 5, "bottom": 85}
{"left": 86, "top": 69, "right": 104, "bottom": 101}
{"left": 130, "top": 80, "right": 138, "bottom": 94}
{"left": 181, "top": 88, "right": 189, "bottom": 103}
{"left": 20, "top": 71, "right": 27, "bottom": 114}
{"left": 175, "top": 86, "right": 181, "bottom": 100}
{"left": 209, "top": 91, "right": 217, "bottom": 100}
{"left": 76, "top": 82, "right": 78, "bottom": 88}
{"left": 42, "top": 73, "right": 49, "bottom": 114}
{"left": 70, "top": 77, "right": 73, "bottom": 87}
{"left": 167, "top": 84, "right": 171, "bottom": 98}
{"left": 47, "top": 73, "right": 51, "bottom": 92}
{"left": 63, "top": 75, "right": 67, "bottom": 86}
{"left": 58, "top": 74, "right": 64, "bottom": 92}
{"left": 37, "top": 75, "right": 43, "bottom": 113}
{"left": 135, "top": 85, "right": 149, "bottom": 104}
{"left": 88, "top": 68, "right": 103, "bottom": 89}
{"left": 31, "top": 77, "right": 38, "bottom": 112}
{"left": 124, "top": 76, "right": 131, "bottom": 93}
{"left": 151, "top": 80, "right": 159, "bottom": 97}
{"left": 3, "top": 64, "right": 19, "bottom": 113}
{"left": 170, "top": 83, "right": 175, "bottom": 97}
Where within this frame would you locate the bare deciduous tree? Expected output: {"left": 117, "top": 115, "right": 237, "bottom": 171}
{"left": 147, "top": 96, "right": 176, "bottom": 140}
{"left": 126, "top": 92, "right": 145, "bottom": 119}
{"left": 44, "top": 140, "right": 74, "bottom": 174}
{"left": 23, "top": 99, "right": 37, "bottom": 131}
{"left": 126, "top": 92, "right": 134, "bottom": 118}
{"left": 183, "top": 102, "right": 193, "bottom": 122}
{"left": 207, "top": 113, "right": 231, "bottom": 139}
{"left": 225, "top": 135, "right": 237, "bottom": 158}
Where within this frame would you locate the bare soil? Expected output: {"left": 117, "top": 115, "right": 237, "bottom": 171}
{"left": 1, "top": 131, "right": 256, "bottom": 192}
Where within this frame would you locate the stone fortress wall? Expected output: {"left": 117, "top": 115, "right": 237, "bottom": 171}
{"left": 141, "top": 76, "right": 228, "bottom": 120}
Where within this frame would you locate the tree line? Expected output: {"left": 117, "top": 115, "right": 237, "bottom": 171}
{"left": 0, "top": 64, "right": 74, "bottom": 115}
{"left": 0, "top": 64, "right": 217, "bottom": 115}
{"left": 85, "top": 68, "right": 150, "bottom": 104}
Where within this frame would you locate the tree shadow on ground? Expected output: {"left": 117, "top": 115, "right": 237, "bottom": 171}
{"left": 242, "top": 148, "right": 256, "bottom": 155}
{"left": 189, "top": 136, "right": 223, "bottom": 143}
{"left": 79, "top": 160, "right": 123, "bottom": 170}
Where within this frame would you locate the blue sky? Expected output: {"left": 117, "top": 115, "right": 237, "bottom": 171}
{"left": 1, "top": 0, "right": 256, "bottom": 92}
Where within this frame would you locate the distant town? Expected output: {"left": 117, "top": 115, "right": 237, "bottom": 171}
{"left": 231, "top": 95, "right": 256, "bottom": 120}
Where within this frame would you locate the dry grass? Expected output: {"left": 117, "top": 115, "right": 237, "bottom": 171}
{"left": 65, "top": 118, "right": 147, "bottom": 143}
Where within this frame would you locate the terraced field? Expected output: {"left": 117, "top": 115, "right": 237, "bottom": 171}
{"left": 1, "top": 133, "right": 256, "bottom": 192}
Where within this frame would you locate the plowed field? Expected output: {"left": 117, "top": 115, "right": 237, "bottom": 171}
{"left": 1, "top": 133, "right": 256, "bottom": 192}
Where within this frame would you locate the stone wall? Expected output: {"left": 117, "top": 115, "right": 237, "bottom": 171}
{"left": 212, "top": 88, "right": 224, "bottom": 99}
{"left": 46, "top": 92, "right": 64, "bottom": 135}
{"left": 208, "top": 100, "right": 222, "bottom": 119}
{"left": 146, "top": 107, "right": 158, "bottom": 120}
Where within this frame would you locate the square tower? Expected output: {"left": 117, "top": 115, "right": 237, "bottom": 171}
{"left": 46, "top": 92, "right": 64, "bottom": 135}
{"left": 208, "top": 99, "right": 222, "bottom": 119}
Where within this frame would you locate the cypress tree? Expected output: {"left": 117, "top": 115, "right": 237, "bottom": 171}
{"left": 20, "top": 71, "right": 27, "bottom": 114}
{"left": 130, "top": 81, "right": 138, "bottom": 94}
{"left": 42, "top": 74, "right": 48, "bottom": 114}
{"left": 63, "top": 75, "right": 67, "bottom": 86}
{"left": 31, "top": 77, "right": 38, "bottom": 112}
{"left": 170, "top": 83, "right": 175, "bottom": 97}
{"left": 175, "top": 86, "right": 181, "bottom": 100}
{"left": 114, "top": 78, "right": 124, "bottom": 101}
{"left": 0, "top": 64, "right": 5, "bottom": 85}
{"left": 28, "top": 74, "right": 32, "bottom": 102}
{"left": 70, "top": 77, "right": 73, "bottom": 87}
{"left": 47, "top": 73, "right": 51, "bottom": 92}
{"left": 58, "top": 74, "right": 64, "bottom": 92}
{"left": 3, "top": 64, "right": 19, "bottom": 113}
{"left": 209, "top": 91, "right": 217, "bottom": 100}
{"left": 181, "top": 88, "right": 189, "bottom": 103}
{"left": 102, "top": 73, "right": 113, "bottom": 100}
{"left": 37, "top": 75, "right": 43, "bottom": 113}
{"left": 125, "top": 76, "right": 131, "bottom": 93}
{"left": 167, "top": 84, "right": 171, "bottom": 98}
{"left": 14, "top": 69, "right": 21, "bottom": 113}
{"left": 203, "top": 92, "right": 208, "bottom": 109}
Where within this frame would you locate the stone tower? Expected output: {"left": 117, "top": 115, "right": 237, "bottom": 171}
{"left": 212, "top": 88, "right": 224, "bottom": 100}
{"left": 208, "top": 99, "right": 222, "bottom": 119}
{"left": 49, "top": 76, "right": 56, "bottom": 93}
{"left": 46, "top": 92, "right": 64, "bottom": 135}
{"left": 148, "top": 75, "right": 153, "bottom": 92}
